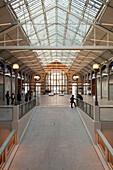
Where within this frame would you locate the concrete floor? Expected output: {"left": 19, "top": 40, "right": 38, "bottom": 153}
{"left": 9, "top": 96, "right": 104, "bottom": 170}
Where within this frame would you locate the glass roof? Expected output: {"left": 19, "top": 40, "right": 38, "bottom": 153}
{"left": 8, "top": 0, "right": 104, "bottom": 69}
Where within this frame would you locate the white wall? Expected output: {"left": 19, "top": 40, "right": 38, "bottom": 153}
{"left": 102, "top": 76, "right": 108, "bottom": 98}
{"left": 0, "top": 74, "right": 15, "bottom": 99}
{"left": 97, "top": 78, "right": 100, "bottom": 97}
{"left": 5, "top": 76, "right": 15, "bottom": 95}
{"left": 0, "top": 75, "right": 3, "bottom": 83}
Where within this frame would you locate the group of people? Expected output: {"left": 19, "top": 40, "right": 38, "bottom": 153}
{"left": 5, "top": 91, "right": 21, "bottom": 105}
{"left": 5, "top": 90, "right": 32, "bottom": 105}
{"left": 25, "top": 90, "right": 32, "bottom": 102}
{"left": 70, "top": 94, "right": 83, "bottom": 108}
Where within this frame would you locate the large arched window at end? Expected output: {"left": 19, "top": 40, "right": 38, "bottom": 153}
{"left": 45, "top": 69, "right": 68, "bottom": 94}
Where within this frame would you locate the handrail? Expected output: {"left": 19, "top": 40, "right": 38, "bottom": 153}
{"left": 19, "top": 98, "right": 36, "bottom": 106}
{"left": 19, "top": 98, "right": 36, "bottom": 119}
{"left": 77, "top": 99, "right": 94, "bottom": 119}
{"left": 0, "top": 130, "right": 16, "bottom": 156}
{"left": 96, "top": 129, "right": 113, "bottom": 169}
{"left": 0, "top": 130, "right": 16, "bottom": 169}
{"left": 97, "top": 129, "right": 113, "bottom": 156}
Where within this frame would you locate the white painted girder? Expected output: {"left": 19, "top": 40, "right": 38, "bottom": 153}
{"left": 1, "top": 46, "right": 113, "bottom": 50}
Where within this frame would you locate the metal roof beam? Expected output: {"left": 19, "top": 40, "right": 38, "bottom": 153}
{"left": 57, "top": 5, "right": 113, "bottom": 37}
{"left": 0, "top": 6, "right": 55, "bottom": 37}
{"left": 1, "top": 46, "right": 113, "bottom": 50}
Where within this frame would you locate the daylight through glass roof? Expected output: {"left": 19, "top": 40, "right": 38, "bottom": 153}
{"left": 8, "top": 0, "right": 104, "bottom": 69}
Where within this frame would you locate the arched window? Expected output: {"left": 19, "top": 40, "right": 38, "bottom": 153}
{"left": 45, "top": 69, "right": 68, "bottom": 94}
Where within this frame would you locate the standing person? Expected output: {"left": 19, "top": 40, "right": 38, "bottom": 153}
{"left": 28, "top": 90, "right": 31, "bottom": 100}
{"left": 5, "top": 91, "right": 10, "bottom": 105}
{"left": 77, "top": 94, "right": 83, "bottom": 100}
{"left": 25, "top": 93, "right": 28, "bottom": 102}
{"left": 11, "top": 92, "right": 15, "bottom": 105}
{"left": 17, "top": 92, "right": 21, "bottom": 105}
{"left": 70, "top": 95, "right": 76, "bottom": 108}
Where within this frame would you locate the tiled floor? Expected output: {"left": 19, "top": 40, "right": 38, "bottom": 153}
{"left": 9, "top": 97, "right": 104, "bottom": 170}
{"left": 82, "top": 95, "right": 113, "bottom": 106}
{"left": 38, "top": 94, "right": 71, "bottom": 106}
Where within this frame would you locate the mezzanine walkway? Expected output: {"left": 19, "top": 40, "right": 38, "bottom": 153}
{"left": 9, "top": 96, "right": 104, "bottom": 170}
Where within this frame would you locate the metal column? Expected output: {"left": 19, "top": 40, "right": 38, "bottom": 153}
{"left": 15, "top": 70, "right": 18, "bottom": 105}
{"left": 95, "top": 70, "right": 98, "bottom": 105}
{"left": 100, "top": 68, "right": 102, "bottom": 99}
{"left": 3, "top": 62, "right": 5, "bottom": 100}
{"left": 11, "top": 67, "right": 13, "bottom": 95}
{"left": 107, "top": 66, "right": 110, "bottom": 100}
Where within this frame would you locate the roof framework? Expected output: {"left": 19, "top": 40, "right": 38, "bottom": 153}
{"left": 0, "top": 0, "right": 113, "bottom": 74}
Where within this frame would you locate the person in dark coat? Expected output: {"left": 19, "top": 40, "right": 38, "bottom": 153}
{"left": 25, "top": 93, "right": 28, "bottom": 102}
{"left": 17, "top": 92, "right": 21, "bottom": 105}
{"left": 11, "top": 92, "right": 15, "bottom": 105}
{"left": 70, "top": 95, "right": 76, "bottom": 108}
{"left": 77, "top": 94, "right": 83, "bottom": 100}
{"left": 5, "top": 91, "right": 10, "bottom": 105}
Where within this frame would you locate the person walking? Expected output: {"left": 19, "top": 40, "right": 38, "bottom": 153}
{"left": 5, "top": 91, "right": 10, "bottom": 105}
{"left": 11, "top": 92, "right": 15, "bottom": 105}
{"left": 70, "top": 95, "right": 76, "bottom": 108}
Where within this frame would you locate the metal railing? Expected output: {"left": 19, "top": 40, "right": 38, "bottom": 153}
{"left": 96, "top": 129, "right": 113, "bottom": 169}
{"left": 77, "top": 99, "right": 94, "bottom": 119}
{"left": 0, "top": 130, "right": 16, "bottom": 169}
{"left": 19, "top": 99, "right": 36, "bottom": 119}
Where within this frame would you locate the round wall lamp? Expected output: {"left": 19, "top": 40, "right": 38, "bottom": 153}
{"left": 72, "top": 75, "right": 79, "bottom": 80}
{"left": 93, "top": 64, "right": 99, "bottom": 70}
{"left": 34, "top": 75, "right": 41, "bottom": 80}
{"left": 13, "top": 64, "right": 19, "bottom": 70}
